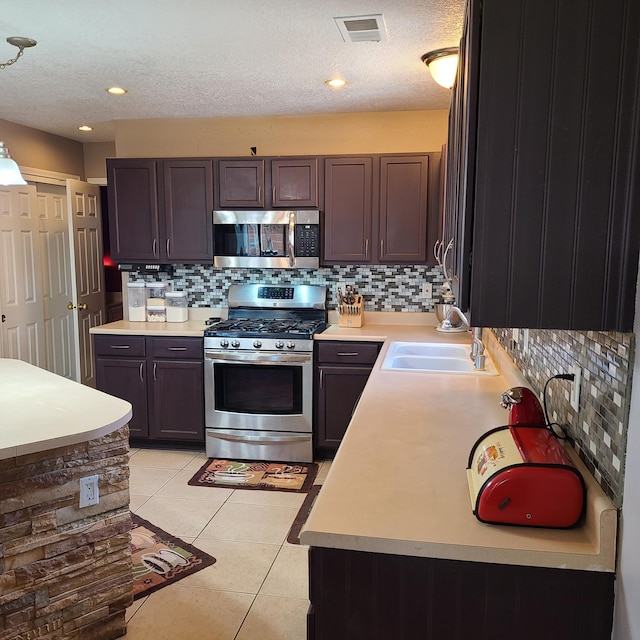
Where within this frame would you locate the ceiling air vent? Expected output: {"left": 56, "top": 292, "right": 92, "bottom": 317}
{"left": 334, "top": 14, "right": 387, "bottom": 43}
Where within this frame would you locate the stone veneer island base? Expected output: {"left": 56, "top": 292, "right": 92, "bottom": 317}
{"left": 0, "top": 359, "right": 133, "bottom": 640}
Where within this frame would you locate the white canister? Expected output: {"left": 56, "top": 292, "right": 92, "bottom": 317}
{"left": 146, "top": 305, "right": 167, "bottom": 322}
{"left": 145, "top": 281, "right": 169, "bottom": 308}
{"left": 165, "top": 291, "right": 188, "bottom": 323}
{"left": 127, "top": 281, "right": 147, "bottom": 322}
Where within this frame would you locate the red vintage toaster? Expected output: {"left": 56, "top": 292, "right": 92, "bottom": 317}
{"left": 466, "top": 387, "right": 586, "bottom": 528}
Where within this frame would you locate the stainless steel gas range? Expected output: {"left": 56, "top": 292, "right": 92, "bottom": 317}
{"left": 204, "top": 284, "right": 327, "bottom": 463}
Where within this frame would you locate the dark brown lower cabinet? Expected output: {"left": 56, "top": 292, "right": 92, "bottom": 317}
{"left": 314, "top": 341, "right": 381, "bottom": 453}
{"left": 95, "top": 335, "right": 204, "bottom": 444}
{"left": 308, "top": 547, "right": 614, "bottom": 640}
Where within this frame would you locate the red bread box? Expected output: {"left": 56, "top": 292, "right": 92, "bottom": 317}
{"left": 466, "top": 425, "right": 586, "bottom": 528}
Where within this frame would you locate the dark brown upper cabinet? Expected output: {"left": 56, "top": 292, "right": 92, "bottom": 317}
{"left": 445, "top": 0, "right": 640, "bottom": 331}
{"left": 107, "top": 158, "right": 213, "bottom": 264}
{"left": 323, "top": 154, "right": 437, "bottom": 265}
{"left": 216, "top": 157, "right": 319, "bottom": 209}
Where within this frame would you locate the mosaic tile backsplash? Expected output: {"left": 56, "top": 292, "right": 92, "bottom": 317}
{"left": 134, "top": 264, "right": 449, "bottom": 312}
{"left": 493, "top": 328, "right": 634, "bottom": 506}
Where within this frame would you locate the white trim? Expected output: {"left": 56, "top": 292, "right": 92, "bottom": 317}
{"left": 87, "top": 177, "right": 107, "bottom": 186}
{"left": 19, "top": 165, "right": 80, "bottom": 185}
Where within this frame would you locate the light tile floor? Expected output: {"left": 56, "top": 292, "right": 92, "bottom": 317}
{"left": 124, "top": 448, "right": 332, "bottom": 640}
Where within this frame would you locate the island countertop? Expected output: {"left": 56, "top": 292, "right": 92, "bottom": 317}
{"left": 301, "top": 324, "right": 617, "bottom": 573}
{"left": 0, "top": 359, "right": 132, "bottom": 460}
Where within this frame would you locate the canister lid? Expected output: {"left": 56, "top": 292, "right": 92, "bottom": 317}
{"left": 127, "top": 281, "right": 146, "bottom": 288}
{"left": 146, "top": 305, "right": 167, "bottom": 312}
{"left": 146, "top": 281, "right": 169, "bottom": 288}
{"left": 165, "top": 291, "right": 187, "bottom": 298}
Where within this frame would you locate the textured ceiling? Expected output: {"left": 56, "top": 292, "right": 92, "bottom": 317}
{"left": 0, "top": 1, "right": 465, "bottom": 143}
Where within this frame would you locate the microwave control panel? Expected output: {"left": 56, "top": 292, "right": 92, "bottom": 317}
{"left": 295, "top": 224, "right": 320, "bottom": 257}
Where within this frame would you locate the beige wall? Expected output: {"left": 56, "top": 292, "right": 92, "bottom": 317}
{"left": 0, "top": 119, "right": 85, "bottom": 179}
{"left": 83, "top": 141, "right": 116, "bottom": 181}
{"left": 114, "top": 110, "right": 449, "bottom": 158}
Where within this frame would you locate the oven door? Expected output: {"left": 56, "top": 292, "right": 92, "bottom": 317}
{"left": 204, "top": 350, "right": 313, "bottom": 433}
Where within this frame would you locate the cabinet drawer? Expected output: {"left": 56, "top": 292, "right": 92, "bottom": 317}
{"left": 316, "top": 341, "right": 380, "bottom": 365}
{"left": 151, "top": 337, "right": 203, "bottom": 360}
{"left": 94, "top": 335, "right": 146, "bottom": 357}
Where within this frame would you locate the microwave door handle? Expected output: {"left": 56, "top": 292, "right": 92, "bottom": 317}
{"left": 288, "top": 211, "right": 295, "bottom": 267}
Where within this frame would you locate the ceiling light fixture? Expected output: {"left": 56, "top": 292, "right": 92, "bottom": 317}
{"left": 325, "top": 78, "right": 347, "bottom": 88}
{"left": 78, "top": 125, "right": 93, "bottom": 132}
{"left": 0, "top": 142, "right": 27, "bottom": 185}
{"left": 1, "top": 36, "right": 37, "bottom": 70}
{"left": 421, "top": 48, "right": 459, "bottom": 89}
{"left": 107, "top": 86, "right": 128, "bottom": 95}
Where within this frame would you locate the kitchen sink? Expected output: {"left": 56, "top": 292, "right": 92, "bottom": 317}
{"left": 380, "top": 342, "right": 498, "bottom": 375}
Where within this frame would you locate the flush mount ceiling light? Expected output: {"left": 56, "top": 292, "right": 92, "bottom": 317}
{"left": 0, "top": 141, "right": 27, "bottom": 185}
{"left": 421, "top": 47, "right": 459, "bottom": 89}
{"left": 1, "top": 36, "right": 37, "bottom": 70}
{"left": 325, "top": 78, "right": 347, "bottom": 88}
{"left": 107, "top": 86, "right": 128, "bottom": 95}
{"left": 78, "top": 125, "right": 93, "bottom": 132}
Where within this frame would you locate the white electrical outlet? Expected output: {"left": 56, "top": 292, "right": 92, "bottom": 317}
{"left": 570, "top": 364, "right": 582, "bottom": 412}
{"left": 422, "top": 282, "right": 433, "bottom": 299}
{"left": 79, "top": 474, "right": 100, "bottom": 508}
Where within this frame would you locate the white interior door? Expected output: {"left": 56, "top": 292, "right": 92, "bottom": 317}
{"left": 67, "top": 179, "right": 106, "bottom": 387}
{"left": 0, "top": 185, "right": 45, "bottom": 366}
{"left": 36, "top": 183, "right": 77, "bottom": 380}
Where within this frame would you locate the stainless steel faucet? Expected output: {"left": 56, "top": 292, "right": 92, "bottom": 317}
{"left": 470, "top": 327, "right": 486, "bottom": 370}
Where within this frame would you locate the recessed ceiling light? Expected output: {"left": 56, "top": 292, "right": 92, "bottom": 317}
{"left": 78, "top": 125, "right": 93, "bottom": 132}
{"left": 107, "top": 86, "right": 128, "bottom": 95}
{"left": 325, "top": 78, "right": 347, "bottom": 88}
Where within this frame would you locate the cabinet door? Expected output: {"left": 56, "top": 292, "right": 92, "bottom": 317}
{"left": 162, "top": 160, "right": 214, "bottom": 263}
{"left": 379, "top": 155, "right": 429, "bottom": 263}
{"left": 323, "top": 157, "right": 374, "bottom": 263}
{"left": 95, "top": 357, "right": 149, "bottom": 438}
{"left": 316, "top": 365, "right": 371, "bottom": 450}
{"left": 106, "top": 159, "right": 160, "bottom": 262}
{"left": 271, "top": 158, "right": 319, "bottom": 208}
{"left": 149, "top": 359, "right": 204, "bottom": 442}
{"left": 466, "top": 0, "right": 640, "bottom": 330}
{"left": 217, "top": 159, "right": 265, "bottom": 208}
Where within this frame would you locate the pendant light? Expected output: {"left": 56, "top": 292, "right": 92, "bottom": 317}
{"left": 0, "top": 142, "right": 27, "bottom": 185}
{"left": 421, "top": 48, "right": 459, "bottom": 89}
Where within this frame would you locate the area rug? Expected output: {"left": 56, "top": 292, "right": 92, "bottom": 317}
{"left": 130, "top": 514, "right": 216, "bottom": 600}
{"left": 286, "top": 484, "right": 322, "bottom": 545}
{"left": 187, "top": 458, "right": 318, "bottom": 492}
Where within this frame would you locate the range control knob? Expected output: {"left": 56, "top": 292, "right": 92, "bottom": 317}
{"left": 231, "top": 339, "right": 241, "bottom": 349}
{"left": 274, "top": 341, "right": 285, "bottom": 349}
{"left": 253, "top": 340, "right": 262, "bottom": 349}
{"left": 219, "top": 339, "right": 229, "bottom": 348}
{"left": 286, "top": 340, "right": 296, "bottom": 349}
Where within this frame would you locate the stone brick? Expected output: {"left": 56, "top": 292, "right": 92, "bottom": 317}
{"left": 31, "top": 512, "right": 58, "bottom": 535}
{"left": 66, "top": 609, "right": 126, "bottom": 640}
{"left": 0, "top": 520, "right": 32, "bottom": 545}
{"left": 3, "top": 545, "right": 45, "bottom": 572}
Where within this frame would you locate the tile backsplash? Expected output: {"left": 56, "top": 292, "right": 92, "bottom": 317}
{"left": 493, "top": 328, "right": 634, "bottom": 506}
{"left": 134, "top": 264, "right": 449, "bottom": 311}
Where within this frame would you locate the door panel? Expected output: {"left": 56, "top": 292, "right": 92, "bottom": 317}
{"left": 67, "top": 180, "right": 106, "bottom": 387}
{"left": 36, "top": 183, "right": 77, "bottom": 380}
{"left": 0, "top": 186, "right": 45, "bottom": 365}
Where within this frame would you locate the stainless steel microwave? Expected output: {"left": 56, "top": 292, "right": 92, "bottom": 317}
{"left": 212, "top": 210, "right": 321, "bottom": 269}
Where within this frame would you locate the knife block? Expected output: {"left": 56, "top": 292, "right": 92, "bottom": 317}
{"left": 338, "top": 295, "right": 364, "bottom": 327}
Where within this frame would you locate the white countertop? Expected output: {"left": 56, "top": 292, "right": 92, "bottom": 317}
{"left": 0, "top": 359, "right": 132, "bottom": 460}
{"left": 302, "top": 321, "right": 617, "bottom": 573}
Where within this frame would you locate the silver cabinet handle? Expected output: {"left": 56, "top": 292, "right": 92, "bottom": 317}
{"left": 168, "top": 347, "right": 187, "bottom": 351}
{"left": 337, "top": 352, "right": 359, "bottom": 356}
{"left": 380, "top": 238, "right": 384, "bottom": 256}
{"left": 110, "top": 345, "right": 131, "bottom": 349}
{"left": 319, "top": 368, "right": 324, "bottom": 390}
{"left": 272, "top": 185, "right": 276, "bottom": 203}
{"left": 152, "top": 238, "right": 158, "bottom": 258}
{"left": 208, "top": 431, "right": 310, "bottom": 445}
{"left": 166, "top": 238, "right": 171, "bottom": 256}
{"left": 139, "top": 362, "right": 144, "bottom": 382}
{"left": 365, "top": 238, "right": 369, "bottom": 258}
{"left": 153, "top": 362, "right": 157, "bottom": 381}
{"left": 258, "top": 185, "right": 262, "bottom": 204}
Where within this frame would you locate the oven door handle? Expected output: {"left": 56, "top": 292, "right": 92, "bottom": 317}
{"left": 205, "top": 352, "right": 311, "bottom": 364}
{"left": 207, "top": 431, "right": 311, "bottom": 445}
